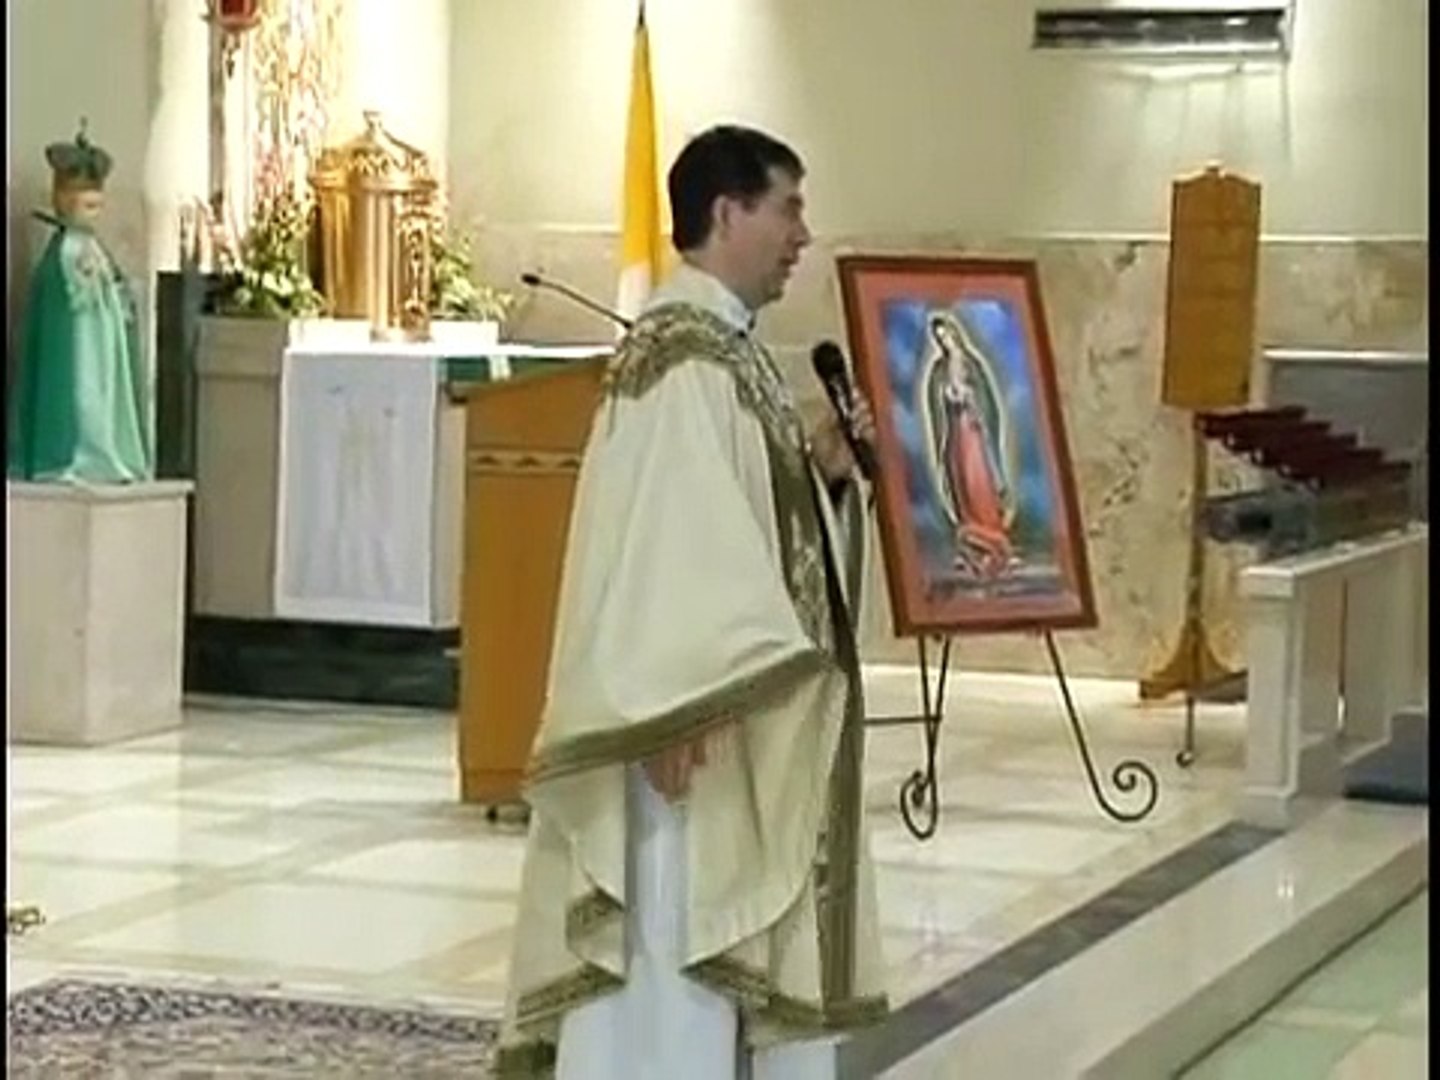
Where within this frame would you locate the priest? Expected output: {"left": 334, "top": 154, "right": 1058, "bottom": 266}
{"left": 498, "top": 124, "right": 888, "bottom": 1079}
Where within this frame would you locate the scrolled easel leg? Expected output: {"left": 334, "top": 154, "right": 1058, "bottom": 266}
{"left": 896, "top": 637, "right": 953, "bottom": 841}
{"left": 1044, "top": 632, "right": 1160, "bottom": 823}
{"left": 1176, "top": 692, "right": 1198, "bottom": 768}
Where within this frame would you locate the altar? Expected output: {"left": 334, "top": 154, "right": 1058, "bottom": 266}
{"left": 187, "top": 316, "right": 610, "bottom": 705}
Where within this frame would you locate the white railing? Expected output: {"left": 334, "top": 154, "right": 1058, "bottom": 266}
{"left": 1241, "top": 524, "right": 1428, "bottom": 828}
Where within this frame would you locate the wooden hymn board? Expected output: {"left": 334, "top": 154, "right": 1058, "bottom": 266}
{"left": 1161, "top": 166, "right": 1261, "bottom": 412}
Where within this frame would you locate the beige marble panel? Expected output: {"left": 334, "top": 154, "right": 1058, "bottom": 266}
{"left": 192, "top": 318, "right": 289, "bottom": 620}
{"left": 1258, "top": 241, "right": 1429, "bottom": 353}
{"left": 474, "top": 228, "right": 1427, "bottom": 677}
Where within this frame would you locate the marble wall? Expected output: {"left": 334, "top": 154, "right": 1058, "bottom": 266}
{"left": 473, "top": 228, "right": 1427, "bottom": 678}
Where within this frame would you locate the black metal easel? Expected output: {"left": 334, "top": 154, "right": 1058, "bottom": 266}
{"left": 865, "top": 632, "right": 1161, "bottom": 841}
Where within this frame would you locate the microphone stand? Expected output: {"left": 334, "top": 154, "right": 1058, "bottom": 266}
{"left": 520, "top": 272, "right": 633, "bottom": 331}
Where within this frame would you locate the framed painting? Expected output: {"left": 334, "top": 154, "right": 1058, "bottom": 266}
{"left": 836, "top": 255, "right": 1096, "bottom": 637}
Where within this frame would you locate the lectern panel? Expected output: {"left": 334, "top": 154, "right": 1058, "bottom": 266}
{"left": 456, "top": 361, "right": 606, "bottom": 805}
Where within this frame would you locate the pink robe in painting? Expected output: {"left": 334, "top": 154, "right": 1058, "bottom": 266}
{"left": 943, "top": 383, "right": 1013, "bottom": 579}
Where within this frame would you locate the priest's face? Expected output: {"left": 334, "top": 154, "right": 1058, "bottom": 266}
{"left": 713, "top": 167, "right": 812, "bottom": 309}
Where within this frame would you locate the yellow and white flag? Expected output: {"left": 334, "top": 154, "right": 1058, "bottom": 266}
{"left": 616, "top": 2, "right": 664, "bottom": 325}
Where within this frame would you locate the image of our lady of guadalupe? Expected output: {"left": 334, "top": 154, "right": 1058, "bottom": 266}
{"left": 916, "top": 308, "right": 1020, "bottom": 583}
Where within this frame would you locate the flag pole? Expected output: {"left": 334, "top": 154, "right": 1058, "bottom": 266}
{"left": 617, "top": 0, "right": 663, "bottom": 325}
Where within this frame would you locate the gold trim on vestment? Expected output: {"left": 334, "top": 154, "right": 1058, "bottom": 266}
{"left": 565, "top": 888, "right": 623, "bottom": 941}
{"left": 527, "top": 649, "right": 827, "bottom": 784}
{"left": 764, "top": 425, "right": 838, "bottom": 659}
{"left": 606, "top": 304, "right": 807, "bottom": 454}
{"left": 493, "top": 1038, "right": 557, "bottom": 1079}
{"left": 604, "top": 307, "right": 745, "bottom": 399}
{"left": 687, "top": 954, "right": 890, "bottom": 1035}
{"left": 513, "top": 962, "right": 624, "bottom": 1030}
{"left": 813, "top": 484, "right": 869, "bottom": 1003}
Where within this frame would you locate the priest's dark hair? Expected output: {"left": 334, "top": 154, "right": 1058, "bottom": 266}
{"left": 668, "top": 125, "right": 805, "bottom": 252}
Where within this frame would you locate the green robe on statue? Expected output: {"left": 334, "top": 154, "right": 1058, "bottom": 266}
{"left": 8, "top": 212, "right": 153, "bottom": 484}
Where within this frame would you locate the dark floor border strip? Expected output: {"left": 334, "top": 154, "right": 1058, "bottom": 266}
{"left": 839, "top": 821, "right": 1280, "bottom": 1079}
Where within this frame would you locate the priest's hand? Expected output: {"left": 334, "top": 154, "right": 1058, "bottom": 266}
{"left": 644, "top": 736, "right": 709, "bottom": 802}
{"left": 810, "top": 392, "right": 876, "bottom": 484}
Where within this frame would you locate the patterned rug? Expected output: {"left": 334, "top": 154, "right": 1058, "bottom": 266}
{"left": 7, "top": 979, "right": 500, "bottom": 1078}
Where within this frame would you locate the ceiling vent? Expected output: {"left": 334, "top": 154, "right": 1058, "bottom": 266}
{"left": 1033, "top": 3, "right": 1293, "bottom": 59}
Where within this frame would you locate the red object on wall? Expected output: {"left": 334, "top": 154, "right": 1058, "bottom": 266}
{"left": 213, "top": 0, "right": 262, "bottom": 30}
{"left": 205, "top": 0, "right": 263, "bottom": 76}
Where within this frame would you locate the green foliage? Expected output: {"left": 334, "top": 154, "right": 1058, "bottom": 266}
{"left": 215, "top": 190, "right": 326, "bottom": 319}
{"left": 430, "top": 226, "right": 514, "bottom": 323}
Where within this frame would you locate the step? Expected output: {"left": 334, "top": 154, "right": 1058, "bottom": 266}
{"left": 879, "top": 801, "right": 1428, "bottom": 1079}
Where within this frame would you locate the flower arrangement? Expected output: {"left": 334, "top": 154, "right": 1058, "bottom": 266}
{"left": 430, "top": 225, "right": 515, "bottom": 325}
{"left": 214, "top": 189, "right": 326, "bottom": 319}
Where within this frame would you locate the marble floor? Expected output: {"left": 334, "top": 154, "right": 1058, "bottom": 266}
{"left": 8, "top": 668, "right": 1247, "bottom": 1022}
{"left": 1181, "top": 890, "right": 1428, "bottom": 1078}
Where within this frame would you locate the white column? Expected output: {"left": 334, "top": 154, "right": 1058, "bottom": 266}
{"left": 1341, "top": 566, "right": 1401, "bottom": 749}
{"left": 144, "top": 0, "right": 210, "bottom": 279}
{"left": 1241, "top": 526, "right": 1429, "bottom": 829}
{"left": 1239, "top": 589, "right": 1300, "bottom": 828}
{"left": 1241, "top": 572, "right": 1343, "bottom": 829}
{"left": 1293, "top": 575, "right": 1343, "bottom": 795}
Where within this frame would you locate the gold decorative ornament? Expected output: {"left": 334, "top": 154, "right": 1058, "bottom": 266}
{"left": 310, "top": 111, "right": 438, "bottom": 342}
{"left": 398, "top": 209, "right": 433, "bottom": 338}
{"left": 250, "top": 0, "right": 344, "bottom": 207}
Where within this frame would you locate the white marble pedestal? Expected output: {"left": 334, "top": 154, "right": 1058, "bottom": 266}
{"left": 8, "top": 480, "right": 194, "bottom": 746}
{"left": 1240, "top": 524, "right": 1429, "bottom": 829}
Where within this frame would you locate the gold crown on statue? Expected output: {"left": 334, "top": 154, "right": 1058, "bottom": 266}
{"left": 46, "top": 119, "right": 113, "bottom": 191}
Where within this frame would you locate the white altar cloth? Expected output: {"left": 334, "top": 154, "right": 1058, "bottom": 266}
{"left": 272, "top": 338, "right": 609, "bottom": 628}
{"left": 275, "top": 347, "right": 446, "bottom": 627}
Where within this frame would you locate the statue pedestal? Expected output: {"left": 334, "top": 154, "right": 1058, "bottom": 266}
{"left": 8, "top": 480, "right": 193, "bottom": 746}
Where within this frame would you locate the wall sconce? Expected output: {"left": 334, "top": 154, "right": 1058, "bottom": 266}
{"left": 204, "top": 0, "right": 264, "bottom": 78}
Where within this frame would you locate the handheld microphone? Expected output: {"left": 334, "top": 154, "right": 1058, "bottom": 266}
{"left": 520, "top": 271, "right": 634, "bottom": 331}
{"left": 811, "top": 340, "right": 877, "bottom": 484}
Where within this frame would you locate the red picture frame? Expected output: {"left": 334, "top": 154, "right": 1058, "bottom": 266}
{"left": 836, "top": 254, "right": 1096, "bottom": 637}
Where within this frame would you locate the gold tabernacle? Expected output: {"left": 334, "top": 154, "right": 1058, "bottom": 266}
{"left": 310, "top": 110, "right": 437, "bottom": 342}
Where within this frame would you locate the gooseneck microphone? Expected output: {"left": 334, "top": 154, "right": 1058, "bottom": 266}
{"left": 520, "top": 271, "right": 633, "bottom": 331}
{"left": 811, "top": 340, "right": 877, "bottom": 484}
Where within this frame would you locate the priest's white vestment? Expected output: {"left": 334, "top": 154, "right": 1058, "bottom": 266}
{"left": 496, "top": 266, "right": 889, "bottom": 1078}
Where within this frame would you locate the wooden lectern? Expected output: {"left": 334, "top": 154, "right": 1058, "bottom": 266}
{"left": 455, "top": 359, "right": 607, "bottom": 809}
